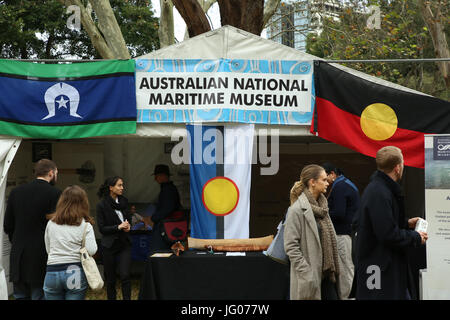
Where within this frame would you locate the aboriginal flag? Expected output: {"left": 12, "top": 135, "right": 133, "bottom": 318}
{"left": 311, "top": 61, "right": 450, "bottom": 168}
{"left": 188, "top": 124, "right": 254, "bottom": 239}
{"left": 0, "top": 59, "right": 136, "bottom": 139}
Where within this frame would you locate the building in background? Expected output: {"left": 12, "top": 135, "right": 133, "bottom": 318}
{"left": 266, "top": 0, "right": 344, "bottom": 52}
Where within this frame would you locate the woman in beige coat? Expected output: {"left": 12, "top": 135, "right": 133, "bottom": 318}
{"left": 284, "top": 164, "right": 340, "bottom": 300}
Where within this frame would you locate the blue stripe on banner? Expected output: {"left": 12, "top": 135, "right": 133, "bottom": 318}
{"left": 188, "top": 124, "right": 218, "bottom": 239}
{"left": 0, "top": 75, "right": 136, "bottom": 124}
{"left": 215, "top": 126, "right": 224, "bottom": 239}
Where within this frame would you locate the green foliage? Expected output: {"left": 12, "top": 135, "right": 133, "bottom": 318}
{"left": 110, "top": 0, "right": 160, "bottom": 57}
{"left": 306, "top": 0, "right": 449, "bottom": 100}
{"left": 0, "top": 0, "right": 159, "bottom": 59}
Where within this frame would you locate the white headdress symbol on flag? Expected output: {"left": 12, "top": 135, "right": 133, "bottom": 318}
{"left": 42, "top": 82, "right": 82, "bottom": 120}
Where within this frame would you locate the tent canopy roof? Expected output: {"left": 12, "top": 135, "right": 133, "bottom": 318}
{"left": 136, "top": 25, "right": 427, "bottom": 97}
{"left": 134, "top": 25, "right": 428, "bottom": 138}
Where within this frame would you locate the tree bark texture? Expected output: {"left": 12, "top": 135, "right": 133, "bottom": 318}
{"left": 159, "top": 0, "right": 175, "bottom": 48}
{"left": 172, "top": 0, "right": 211, "bottom": 38}
{"left": 419, "top": 0, "right": 450, "bottom": 89}
{"left": 89, "top": 0, "right": 130, "bottom": 58}
{"left": 59, "top": 0, "right": 129, "bottom": 59}
{"left": 183, "top": 0, "right": 217, "bottom": 40}
{"left": 217, "top": 0, "right": 264, "bottom": 35}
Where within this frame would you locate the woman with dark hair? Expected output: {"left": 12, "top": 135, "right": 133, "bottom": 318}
{"left": 44, "top": 185, "right": 97, "bottom": 300}
{"left": 284, "top": 164, "right": 341, "bottom": 300}
{"left": 96, "top": 176, "right": 132, "bottom": 300}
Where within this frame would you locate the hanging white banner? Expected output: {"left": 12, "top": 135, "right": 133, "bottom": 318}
{"left": 135, "top": 59, "right": 314, "bottom": 125}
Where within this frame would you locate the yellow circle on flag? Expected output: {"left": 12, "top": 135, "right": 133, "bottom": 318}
{"left": 202, "top": 177, "right": 239, "bottom": 216}
{"left": 360, "top": 103, "right": 398, "bottom": 141}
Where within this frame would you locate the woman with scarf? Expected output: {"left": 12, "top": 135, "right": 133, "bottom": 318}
{"left": 96, "top": 176, "right": 132, "bottom": 300}
{"left": 284, "top": 164, "right": 341, "bottom": 300}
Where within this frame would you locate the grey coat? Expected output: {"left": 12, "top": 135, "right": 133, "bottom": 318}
{"left": 284, "top": 193, "right": 339, "bottom": 300}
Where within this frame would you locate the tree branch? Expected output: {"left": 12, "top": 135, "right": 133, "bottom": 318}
{"left": 419, "top": 0, "right": 450, "bottom": 88}
{"left": 59, "top": 0, "right": 115, "bottom": 58}
{"left": 88, "top": 0, "right": 130, "bottom": 58}
{"left": 173, "top": 0, "right": 211, "bottom": 38}
{"left": 262, "top": 0, "right": 281, "bottom": 28}
{"left": 159, "top": 0, "right": 175, "bottom": 47}
{"left": 218, "top": 0, "right": 264, "bottom": 35}
{"left": 182, "top": 0, "right": 217, "bottom": 41}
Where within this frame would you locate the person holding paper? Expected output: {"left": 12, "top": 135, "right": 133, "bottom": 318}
{"left": 355, "top": 146, "right": 428, "bottom": 300}
{"left": 96, "top": 176, "right": 132, "bottom": 300}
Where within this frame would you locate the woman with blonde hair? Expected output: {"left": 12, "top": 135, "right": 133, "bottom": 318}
{"left": 284, "top": 164, "right": 340, "bottom": 300}
{"left": 43, "top": 185, "right": 97, "bottom": 300}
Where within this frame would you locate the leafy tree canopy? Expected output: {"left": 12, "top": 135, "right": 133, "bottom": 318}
{"left": 0, "top": 0, "right": 159, "bottom": 59}
{"left": 306, "top": 0, "right": 449, "bottom": 100}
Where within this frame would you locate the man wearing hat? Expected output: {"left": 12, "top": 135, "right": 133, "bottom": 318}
{"left": 149, "top": 164, "right": 181, "bottom": 253}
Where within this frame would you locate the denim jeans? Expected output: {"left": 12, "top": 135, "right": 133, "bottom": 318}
{"left": 43, "top": 264, "right": 88, "bottom": 300}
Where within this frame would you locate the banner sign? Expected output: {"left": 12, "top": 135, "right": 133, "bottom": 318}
{"left": 0, "top": 59, "right": 136, "bottom": 139}
{"left": 423, "top": 134, "right": 450, "bottom": 299}
{"left": 135, "top": 59, "right": 314, "bottom": 125}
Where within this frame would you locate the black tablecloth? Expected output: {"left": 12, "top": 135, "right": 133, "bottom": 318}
{"left": 138, "top": 251, "right": 289, "bottom": 300}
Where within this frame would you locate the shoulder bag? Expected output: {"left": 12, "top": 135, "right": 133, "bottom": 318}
{"left": 264, "top": 210, "right": 289, "bottom": 264}
{"left": 80, "top": 223, "right": 104, "bottom": 291}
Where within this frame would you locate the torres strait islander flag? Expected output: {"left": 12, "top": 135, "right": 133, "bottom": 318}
{"left": 311, "top": 62, "right": 450, "bottom": 168}
{"left": 0, "top": 59, "right": 136, "bottom": 139}
{"left": 188, "top": 124, "right": 254, "bottom": 239}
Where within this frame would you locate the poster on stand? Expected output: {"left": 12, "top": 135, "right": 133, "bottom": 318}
{"left": 423, "top": 134, "right": 450, "bottom": 299}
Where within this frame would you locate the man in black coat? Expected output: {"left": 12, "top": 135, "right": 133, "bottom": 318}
{"left": 3, "top": 159, "right": 61, "bottom": 300}
{"left": 355, "top": 146, "right": 427, "bottom": 300}
{"left": 322, "top": 163, "right": 360, "bottom": 299}
{"left": 149, "top": 164, "right": 181, "bottom": 253}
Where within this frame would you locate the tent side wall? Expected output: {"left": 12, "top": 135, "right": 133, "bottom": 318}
{"left": 0, "top": 138, "right": 21, "bottom": 299}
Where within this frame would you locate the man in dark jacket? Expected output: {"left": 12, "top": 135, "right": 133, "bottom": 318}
{"left": 323, "top": 163, "right": 360, "bottom": 299}
{"left": 149, "top": 164, "right": 181, "bottom": 253}
{"left": 355, "top": 146, "right": 427, "bottom": 300}
{"left": 3, "top": 159, "right": 61, "bottom": 300}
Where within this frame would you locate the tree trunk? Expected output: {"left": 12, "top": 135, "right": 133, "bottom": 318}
{"left": 59, "top": 0, "right": 129, "bottom": 59}
{"left": 88, "top": 0, "right": 130, "bottom": 59}
{"left": 419, "top": 0, "right": 450, "bottom": 89}
{"left": 172, "top": 0, "right": 211, "bottom": 38}
{"left": 45, "top": 32, "right": 55, "bottom": 59}
{"left": 217, "top": 0, "right": 264, "bottom": 35}
{"left": 183, "top": 0, "right": 217, "bottom": 41}
{"left": 159, "top": 0, "right": 175, "bottom": 47}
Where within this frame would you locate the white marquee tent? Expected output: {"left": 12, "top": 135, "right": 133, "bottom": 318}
{"left": 0, "top": 25, "right": 433, "bottom": 299}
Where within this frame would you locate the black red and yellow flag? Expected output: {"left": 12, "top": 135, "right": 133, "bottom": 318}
{"left": 311, "top": 61, "right": 450, "bottom": 168}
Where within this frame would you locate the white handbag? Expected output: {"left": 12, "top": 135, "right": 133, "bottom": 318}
{"left": 0, "top": 267, "right": 9, "bottom": 300}
{"left": 264, "top": 210, "right": 289, "bottom": 264}
{"left": 80, "top": 223, "right": 104, "bottom": 291}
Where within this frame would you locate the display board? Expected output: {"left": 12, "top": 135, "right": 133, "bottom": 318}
{"left": 422, "top": 134, "right": 450, "bottom": 299}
